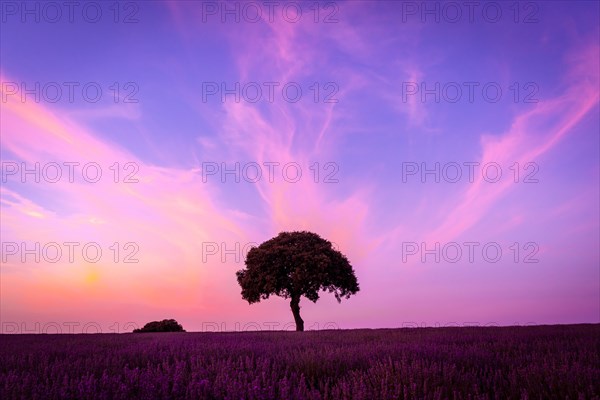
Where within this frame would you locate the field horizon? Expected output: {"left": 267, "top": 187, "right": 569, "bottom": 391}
{"left": 3, "top": 322, "right": 599, "bottom": 335}
{"left": 2, "top": 324, "right": 598, "bottom": 399}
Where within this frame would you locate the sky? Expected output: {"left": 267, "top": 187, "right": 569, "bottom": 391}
{"left": 0, "top": 1, "right": 598, "bottom": 333}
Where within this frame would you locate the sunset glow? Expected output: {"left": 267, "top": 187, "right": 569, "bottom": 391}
{"left": 1, "top": 1, "right": 598, "bottom": 333}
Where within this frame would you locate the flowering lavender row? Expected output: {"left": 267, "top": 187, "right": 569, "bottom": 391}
{"left": 1, "top": 325, "right": 598, "bottom": 399}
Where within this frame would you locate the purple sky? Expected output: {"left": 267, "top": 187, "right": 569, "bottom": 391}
{"left": 1, "top": 1, "right": 598, "bottom": 333}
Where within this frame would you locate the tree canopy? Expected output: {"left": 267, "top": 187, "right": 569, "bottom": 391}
{"left": 236, "top": 231, "right": 359, "bottom": 331}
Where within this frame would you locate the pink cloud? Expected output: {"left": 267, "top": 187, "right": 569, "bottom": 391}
{"left": 423, "top": 43, "right": 599, "bottom": 244}
{"left": 0, "top": 75, "right": 260, "bottom": 327}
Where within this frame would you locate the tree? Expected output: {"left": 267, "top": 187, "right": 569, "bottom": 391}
{"left": 236, "top": 231, "right": 359, "bottom": 331}
{"left": 133, "top": 319, "right": 185, "bottom": 332}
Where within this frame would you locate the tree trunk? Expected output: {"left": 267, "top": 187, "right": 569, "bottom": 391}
{"left": 290, "top": 296, "right": 304, "bottom": 331}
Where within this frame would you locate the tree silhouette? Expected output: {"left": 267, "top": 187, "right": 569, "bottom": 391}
{"left": 133, "top": 319, "right": 185, "bottom": 332}
{"left": 236, "top": 231, "right": 359, "bottom": 331}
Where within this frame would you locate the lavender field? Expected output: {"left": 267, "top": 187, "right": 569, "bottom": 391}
{"left": 1, "top": 324, "right": 598, "bottom": 399}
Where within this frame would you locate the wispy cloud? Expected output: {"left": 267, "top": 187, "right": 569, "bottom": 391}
{"left": 423, "top": 43, "right": 599, "bottom": 244}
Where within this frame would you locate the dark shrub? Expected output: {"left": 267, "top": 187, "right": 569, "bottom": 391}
{"left": 133, "top": 319, "right": 185, "bottom": 332}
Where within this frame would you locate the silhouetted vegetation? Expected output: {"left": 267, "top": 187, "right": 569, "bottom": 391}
{"left": 237, "top": 231, "right": 359, "bottom": 331}
{"left": 133, "top": 319, "right": 185, "bottom": 333}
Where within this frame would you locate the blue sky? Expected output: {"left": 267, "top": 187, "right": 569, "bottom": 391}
{"left": 1, "top": 1, "right": 598, "bottom": 332}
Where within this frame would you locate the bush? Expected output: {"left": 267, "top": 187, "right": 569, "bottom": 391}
{"left": 133, "top": 319, "right": 185, "bottom": 332}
